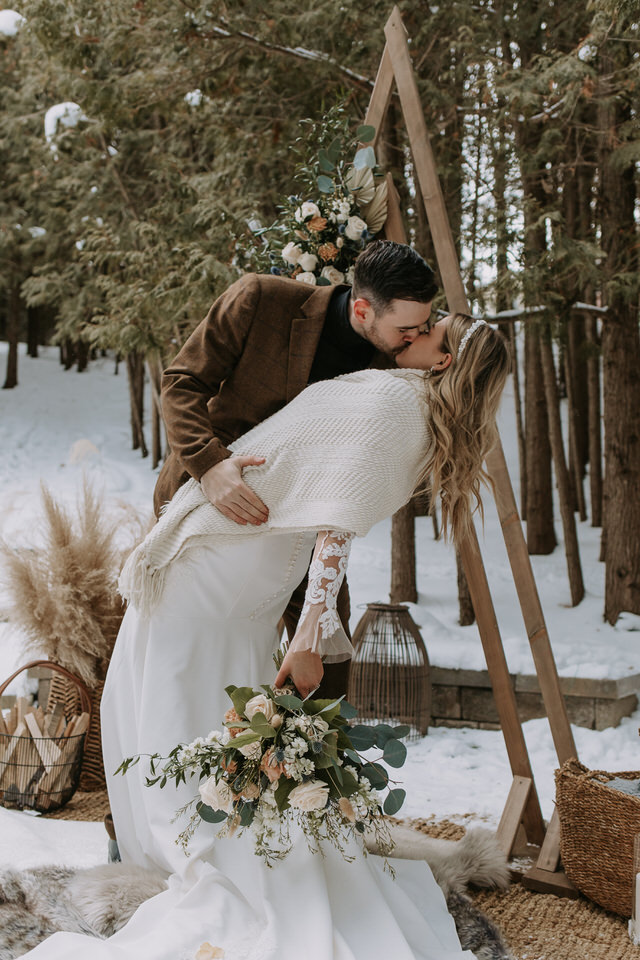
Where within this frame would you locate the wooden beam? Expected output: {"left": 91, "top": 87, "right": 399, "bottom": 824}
{"left": 496, "top": 775, "right": 532, "bottom": 856}
{"left": 460, "top": 530, "right": 546, "bottom": 846}
{"left": 384, "top": 7, "right": 468, "bottom": 312}
{"left": 364, "top": 43, "right": 395, "bottom": 148}
{"left": 486, "top": 441, "right": 578, "bottom": 765}
{"left": 535, "top": 807, "right": 562, "bottom": 872}
{"left": 385, "top": 2, "right": 578, "bottom": 773}
{"left": 523, "top": 866, "right": 579, "bottom": 899}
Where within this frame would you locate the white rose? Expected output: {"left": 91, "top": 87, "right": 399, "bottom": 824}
{"left": 294, "top": 201, "right": 321, "bottom": 223}
{"left": 320, "top": 266, "right": 344, "bottom": 285}
{"left": 199, "top": 776, "right": 234, "bottom": 812}
{"left": 245, "top": 694, "right": 277, "bottom": 721}
{"left": 288, "top": 779, "right": 330, "bottom": 812}
{"left": 237, "top": 740, "right": 262, "bottom": 759}
{"left": 298, "top": 252, "right": 318, "bottom": 272}
{"left": 282, "top": 241, "right": 303, "bottom": 265}
{"left": 295, "top": 271, "right": 317, "bottom": 285}
{"left": 345, "top": 266, "right": 355, "bottom": 284}
{"left": 344, "top": 215, "right": 367, "bottom": 241}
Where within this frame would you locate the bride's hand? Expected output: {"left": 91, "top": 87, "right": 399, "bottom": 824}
{"left": 274, "top": 649, "right": 324, "bottom": 699}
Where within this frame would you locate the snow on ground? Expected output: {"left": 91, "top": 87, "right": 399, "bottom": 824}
{"left": 1, "top": 342, "right": 639, "bottom": 871}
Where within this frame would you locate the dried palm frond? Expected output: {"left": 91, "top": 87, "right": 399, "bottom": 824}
{"left": 361, "top": 180, "right": 388, "bottom": 235}
{"left": 345, "top": 166, "right": 376, "bottom": 205}
{"left": 1, "top": 482, "right": 146, "bottom": 687}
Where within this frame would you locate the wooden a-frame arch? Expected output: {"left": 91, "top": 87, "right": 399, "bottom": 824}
{"left": 370, "top": 7, "right": 579, "bottom": 896}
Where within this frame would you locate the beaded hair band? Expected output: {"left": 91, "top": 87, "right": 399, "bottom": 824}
{"left": 456, "top": 318, "right": 487, "bottom": 361}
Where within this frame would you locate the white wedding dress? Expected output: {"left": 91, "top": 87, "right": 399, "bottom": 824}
{"left": 21, "top": 529, "right": 477, "bottom": 960}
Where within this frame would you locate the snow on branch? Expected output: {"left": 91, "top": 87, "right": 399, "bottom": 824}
{"left": 201, "top": 19, "right": 374, "bottom": 92}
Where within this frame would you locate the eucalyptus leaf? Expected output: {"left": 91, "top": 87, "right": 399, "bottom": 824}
{"left": 339, "top": 700, "right": 358, "bottom": 720}
{"left": 249, "top": 711, "right": 277, "bottom": 738}
{"left": 238, "top": 801, "right": 255, "bottom": 827}
{"left": 327, "top": 137, "right": 342, "bottom": 162}
{"left": 228, "top": 731, "right": 260, "bottom": 749}
{"left": 372, "top": 723, "right": 397, "bottom": 746}
{"left": 346, "top": 724, "right": 376, "bottom": 751}
{"left": 392, "top": 724, "right": 411, "bottom": 739}
{"left": 382, "top": 738, "right": 407, "bottom": 769}
{"left": 316, "top": 277, "right": 331, "bottom": 286}
{"left": 344, "top": 748, "right": 361, "bottom": 765}
{"left": 227, "top": 686, "right": 255, "bottom": 717}
{"left": 317, "top": 174, "right": 334, "bottom": 193}
{"left": 357, "top": 124, "right": 376, "bottom": 143}
{"left": 274, "top": 694, "right": 303, "bottom": 710}
{"left": 197, "top": 801, "right": 227, "bottom": 823}
{"left": 274, "top": 776, "right": 296, "bottom": 811}
{"left": 318, "top": 149, "right": 335, "bottom": 172}
{"left": 383, "top": 788, "right": 406, "bottom": 816}
{"left": 353, "top": 146, "right": 376, "bottom": 170}
{"left": 360, "top": 762, "right": 389, "bottom": 790}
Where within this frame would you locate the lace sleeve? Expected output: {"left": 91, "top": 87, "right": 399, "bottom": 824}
{"left": 287, "top": 530, "right": 355, "bottom": 663}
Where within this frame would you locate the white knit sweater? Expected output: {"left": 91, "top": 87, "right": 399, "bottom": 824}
{"left": 119, "top": 368, "right": 430, "bottom": 615}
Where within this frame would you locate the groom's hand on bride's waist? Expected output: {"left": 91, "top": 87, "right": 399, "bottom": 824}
{"left": 201, "top": 457, "right": 269, "bottom": 526}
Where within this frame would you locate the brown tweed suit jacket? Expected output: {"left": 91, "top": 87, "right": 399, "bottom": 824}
{"left": 154, "top": 272, "right": 389, "bottom": 698}
{"left": 154, "top": 272, "right": 358, "bottom": 515}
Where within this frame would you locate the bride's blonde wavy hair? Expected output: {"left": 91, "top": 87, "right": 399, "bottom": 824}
{"left": 418, "top": 314, "right": 510, "bottom": 544}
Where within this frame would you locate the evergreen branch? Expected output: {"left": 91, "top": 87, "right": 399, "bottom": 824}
{"left": 194, "top": 18, "right": 374, "bottom": 92}
{"left": 99, "top": 133, "right": 140, "bottom": 221}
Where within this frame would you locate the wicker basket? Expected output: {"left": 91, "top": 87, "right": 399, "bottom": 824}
{"left": 555, "top": 758, "right": 640, "bottom": 917}
{"left": 0, "top": 660, "right": 91, "bottom": 813}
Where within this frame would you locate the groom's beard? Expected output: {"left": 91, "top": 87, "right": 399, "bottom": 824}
{"left": 364, "top": 320, "right": 408, "bottom": 358}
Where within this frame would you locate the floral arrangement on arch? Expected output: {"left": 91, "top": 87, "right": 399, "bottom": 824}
{"left": 118, "top": 683, "right": 408, "bottom": 868}
{"left": 243, "top": 115, "right": 388, "bottom": 288}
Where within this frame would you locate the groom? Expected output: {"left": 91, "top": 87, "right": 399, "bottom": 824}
{"left": 155, "top": 240, "right": 437, "bottom": 696}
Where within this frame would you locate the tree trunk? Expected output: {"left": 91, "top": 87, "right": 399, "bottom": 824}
{"left": 563, "top": 343, "right": 587, "bottom": 521}
{"left": 539, "top": 337, "right": 585, "bottom": 605}
{"left": 585, "top": 313, "right": 602, "bottom": 528}
{"left": 510, "top": 320, "right": 527, "bottom": 518}
{"left": 126, "top": 351, "right": 148, "bottom": 458}
{"left": 3, "top": 281, "right": 20, "bottom": 390}
{"left": 390, "top": 501, "right": 417, "bottom": 604}
{"left": 147, "top": 356, "right": 165, "bottom": 470}
{"left": 76, "top": 339, "right": 90, "bottom": 373}
{"left": 598, "top": 53, "right": 640, "bottom": 623}
{"left": 27, "top": 307, "right": 39, "bottom": 359}
{"left": 524, "top": 328, "right": 557, "bottom": 553}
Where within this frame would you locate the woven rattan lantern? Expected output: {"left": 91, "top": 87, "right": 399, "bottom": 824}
{"left": 347, "top": 603, "right": 431, "bottom": 740}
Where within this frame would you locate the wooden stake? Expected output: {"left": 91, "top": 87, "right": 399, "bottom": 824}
{"left": 496, "top": 776, "right": 532, "bottom": 856}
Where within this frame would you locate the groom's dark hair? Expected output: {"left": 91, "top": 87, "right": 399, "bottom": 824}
{"left": 351, "top": 240, "right": 438, "bottom": 315}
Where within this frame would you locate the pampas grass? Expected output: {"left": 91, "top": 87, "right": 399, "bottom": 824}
{"left": 1, "top": 483, "right": 146, "bottom": 688}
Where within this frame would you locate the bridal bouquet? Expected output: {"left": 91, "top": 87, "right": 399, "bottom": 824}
{"left": 118, "top": 684, "right": 408, "bottom": 867}
{"left": 241, "top": 109, "right": 388, "bottom": 288}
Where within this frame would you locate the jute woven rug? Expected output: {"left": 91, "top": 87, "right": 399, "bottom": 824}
{"left": 42, "top": 798, "right": 636, "bottom": 960}
{"left": 411, "top": 817, "right": 636, "bottom": 960}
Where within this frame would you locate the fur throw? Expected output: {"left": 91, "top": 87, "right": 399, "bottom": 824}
{"left": 0, "top": 825, "right": 513, "bottom": 959}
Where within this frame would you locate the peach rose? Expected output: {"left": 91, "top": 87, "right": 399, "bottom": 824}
{"left": 260, "top": 747, "right": 286, "bottom": 783}
{"left": 224, "top": 707, "right": 244, "bottom": 737}
{"left": 318, "top": 242, "right": 338, "bottom": 262}
{"left": 306, "top": 215, "right": 327, "bottom": 232}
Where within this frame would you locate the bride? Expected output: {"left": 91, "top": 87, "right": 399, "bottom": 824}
{"left": 20, "top": 313, "right": 509, "bottom": 960}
